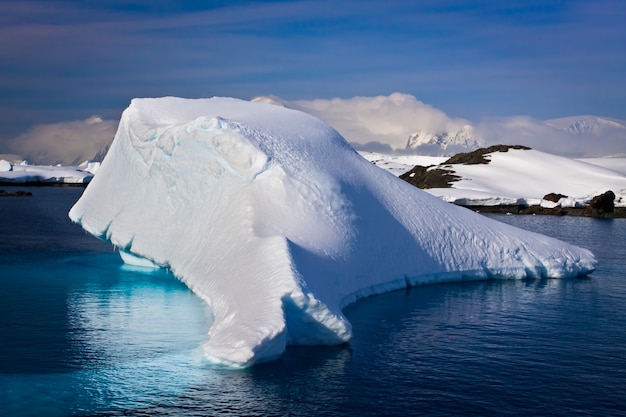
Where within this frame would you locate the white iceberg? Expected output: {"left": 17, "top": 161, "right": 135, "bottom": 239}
{"left": 69, "top": 97, "right": 597, "bottom": 367}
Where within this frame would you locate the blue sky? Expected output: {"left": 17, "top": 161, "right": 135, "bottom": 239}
{"left": 1, "top": 0, "right": 625, "bottom": 143}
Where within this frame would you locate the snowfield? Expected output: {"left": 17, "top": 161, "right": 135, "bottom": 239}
{"left": 430, "top": 150, "right": 626, "bottom": 208}
{"left": 358, "top": 151, "right": 446, "bottom": 176}
{"left": 578, "top": 158, "right": 626, "bottom": 176}
{"left": 69, "top": 97, "right": 597, "bottom": 367}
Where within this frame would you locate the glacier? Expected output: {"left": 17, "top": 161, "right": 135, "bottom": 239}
{"left": 69, "top": 97, "right": 597, "bottom": 367}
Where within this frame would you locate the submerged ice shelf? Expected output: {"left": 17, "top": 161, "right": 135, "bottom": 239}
{"left": 70, "top": 97, "right": 597, "bottom": 367}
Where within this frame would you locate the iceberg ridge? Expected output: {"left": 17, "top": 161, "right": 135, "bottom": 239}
{"left": 69, "top": 97, "right": 597, "bottom": 367}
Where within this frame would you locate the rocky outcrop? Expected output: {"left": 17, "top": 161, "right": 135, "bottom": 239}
{"left": 543, "top": 193, "right": 568, "bottom": 203}
{"left": 461, "top": 191, "right": 624, "bottom": 218}
{"left": 443, "top": 144, "right": 531, "bottom": 165}
{"left": 399, "top": 165, "right": 460, "bottom": 189}
{"left": 399, "top": 145, "right": 532, "bottom": 189}
{"left": 0, "top": 190, "right": 32, "bottom": 197}
{"left": 585, "top": 190, "right": 615, "bottom": 218}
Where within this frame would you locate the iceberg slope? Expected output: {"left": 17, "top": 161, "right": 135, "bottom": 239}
{"left": 69, "top": 97, "right": 597, "bottom": 367}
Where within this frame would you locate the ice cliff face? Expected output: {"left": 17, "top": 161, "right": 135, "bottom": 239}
{"left": 69, "top": 97, "right": 597, "bottom": 367}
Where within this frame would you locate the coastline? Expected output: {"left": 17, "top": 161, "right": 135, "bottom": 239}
{"left": 461, "top": 204, "right": 626, "bottom": 218}
{"left": 0, "top": 181, "right": 88, "bottom": 188}
{"left": 0, "top": 182, "right": 87, "bottom": 197}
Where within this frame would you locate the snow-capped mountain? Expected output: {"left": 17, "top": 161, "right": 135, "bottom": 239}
{"left": 400, "top": 115, "right": 626, "bottom": 157}
{"left": 545, "top": 115, "right": 626, "bottom": 136}
{"left": 405, "top": 124, "right": 483, "bottom": 154}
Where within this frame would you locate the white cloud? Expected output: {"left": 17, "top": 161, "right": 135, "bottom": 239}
{"left": 6, "top": 116, "right": 116, "bottom": 165}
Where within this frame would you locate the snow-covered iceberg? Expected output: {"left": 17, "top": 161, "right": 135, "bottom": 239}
{"left": 69, "top": 97, "right": 597, "bottom": 367}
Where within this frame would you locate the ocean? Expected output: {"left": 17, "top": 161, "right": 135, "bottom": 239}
{"left": 1, "top": 187, "right": 625, "bottom": 416}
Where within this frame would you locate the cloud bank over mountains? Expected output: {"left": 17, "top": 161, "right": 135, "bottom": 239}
{"left": 4, "top": 93, "right": 625, "bottom": 165}
{"left": 255, "top": 94, "right": 626, "bottom": 158}
{"left": 254, "top": 93, "right": 478, "bottom": 154}
{"left": 4, "top": 116, "right": 117, "bottom": 165}
{"left": 478, "top": 115, "right": 626, "bottom": 158}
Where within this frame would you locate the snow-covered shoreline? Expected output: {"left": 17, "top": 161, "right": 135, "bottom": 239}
{"left": 0, "top": 160, "right": 99, "bottom": 185}
{"left": 360, "top": 148, "right": 626, "bottom": 217}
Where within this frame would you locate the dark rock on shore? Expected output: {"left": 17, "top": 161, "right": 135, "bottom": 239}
{"left": 0, "top": 189, "right": 32, "bottom": 197}
{"left": 399, "top": 165, "right": 460, "bottom": 189}
{"left": 585, "top": 190, "right": 615, "bottom": 218}
{"left": 468, "top": 205, "right": 626, "bottom": 218}
{"left": 0, "top": 181, "right": 87, "bottom": 187}
{"left": 543, "top": 193, "right": 568, "bottom": 203}
{"left": 460, "top": 190, "right": 624, "bottom": 218}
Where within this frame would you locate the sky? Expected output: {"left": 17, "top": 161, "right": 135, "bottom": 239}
{"left": 1, "top": 0, "right": 625, "bottom": 162}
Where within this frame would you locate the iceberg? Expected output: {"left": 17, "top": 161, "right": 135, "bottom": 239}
{"left": 69, "top": 97, "right": 597, "bottom": 367}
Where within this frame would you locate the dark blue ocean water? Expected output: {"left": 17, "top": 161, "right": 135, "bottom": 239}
{"left": 1, "top": 187, "right": 625, "bottom": 417}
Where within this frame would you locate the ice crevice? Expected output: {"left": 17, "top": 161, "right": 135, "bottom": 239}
{"left": 69, "top": 97, "right": 597, "bottom": 368}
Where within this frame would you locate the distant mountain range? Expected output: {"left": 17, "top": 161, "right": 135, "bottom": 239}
{"left": 545, "top": 115, "right": 626, "bottom": 136}
{"left": 405, "top": 125, "right": 483, "bottom": 154}
{"left": 401, "top": 115, "right": 626, "bottom": 157}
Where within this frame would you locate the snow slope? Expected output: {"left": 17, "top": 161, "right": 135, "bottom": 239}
{"left": 578, "top": 158, "right": 626, "bottom": 176}
{"left": 69, "top": 97, "right": 597, "bottom": 367}
{"left": 422, "top": 148, "right": 626, "bottom": 207}
{"left": 358, "top": 151, "right": 446, "bottom": 176}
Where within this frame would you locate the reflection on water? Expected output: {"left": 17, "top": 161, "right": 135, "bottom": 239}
{"left": 0, "top": 251, "right": 212, "bottom": 417}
